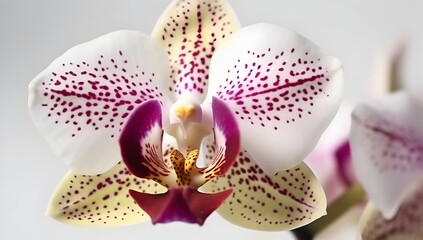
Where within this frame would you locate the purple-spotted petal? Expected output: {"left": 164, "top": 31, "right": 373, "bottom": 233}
{"left": 195, "top": 97, "right": 240, "bottom": 185}
{"left": 358, "top": 182, "right": 423, "bottom": 240}
{"left": 350, "top": 92, "right": 423, "bottom": 219}
{"left": 207, "top": 23, "right": 343, "bottom": 174}
{"left": 151, "top": 0, "right": 241, "bottom": 102}
{"left": 202, "top": 148, "right": 327, "bottom": 231}
{"left": 120, "top": 100, "right": 177, "bottom": 188}
{"left": 47, "top": 161, "right": 166, "bottom": 226}
{"left": 29, "top": 30, "right": 171, "bottom": 174}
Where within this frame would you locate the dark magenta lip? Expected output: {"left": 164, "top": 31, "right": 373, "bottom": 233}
{"left": 129, "top": 187, "right": 232, "bottom": 225}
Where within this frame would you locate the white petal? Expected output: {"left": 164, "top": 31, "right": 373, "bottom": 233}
{"left": 28, "top": 30, "right": 171, "bottom": 174}
{"left": 350, "top": 91, "right": 423, "bottom": 219}
{"left": 152, "top": 0, "right": 241, "bottom": 102}
{"left": 207, "top": 23, "right": 343, "bottom": 174}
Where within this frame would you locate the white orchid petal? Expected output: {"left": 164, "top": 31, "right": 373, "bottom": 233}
{"left": 29, "top": 30, "right": 171, "bottom": 174}
{"left": 350, "top": 92, "right": 423, "bottom": 219}
{"left": 202, "top": 148, "right": 326, "bottom": 231}
{"left": 152, "top": 0, "right": 241, "bottom": 102}
{"left": 47, "top": 161, "right": 166, "bottom": 226}
{"left": 207, "top": 23, "right": 343, "bottom": 174}
{"left": 358, "top": 183, "right": 423, "bottom": 240}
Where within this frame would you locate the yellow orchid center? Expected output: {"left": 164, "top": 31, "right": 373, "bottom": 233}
{"left": 170, "top": 149, "right": 199, "bottom": 186}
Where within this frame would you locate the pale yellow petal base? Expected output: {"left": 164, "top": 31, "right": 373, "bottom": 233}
{"left": 47, "top": 161, "right": 166, "bottom": 226}
{"left": 203, "top": 149, "right": 327, "bottom": 231}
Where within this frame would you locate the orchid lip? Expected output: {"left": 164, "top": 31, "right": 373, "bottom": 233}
{"left": 119, "top": 97, "right": 241, "bottom": 225}
{"left": 129, "top": 187, "right": 233, "bottom": 225}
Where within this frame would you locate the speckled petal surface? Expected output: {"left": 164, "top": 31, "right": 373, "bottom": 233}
{"left": 47, "top": 161, "right": 166, "bottom": 226}
{"left": 358, "top": 183, "right": 423, "bottom": 240}
{"left": 202, "top": 148, "right": 327, "bottom": 231}
{"left": 206, "top": 23, "right": 343, "bottom": 174}
{"left": 120, "top": 100, "right": 177, "bottom": 188}
{"left": 28, "top": 30, "right": 171, "bottom": 174}
{"left": 152, "top": 0, "right": 241, "bottom": 102}
{"left": 350, "top": 92, "right": 423, "bottom": 219}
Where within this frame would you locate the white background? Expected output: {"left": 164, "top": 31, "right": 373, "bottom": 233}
{"left": 1, "top": 0, "right": 422, "bottom": 239}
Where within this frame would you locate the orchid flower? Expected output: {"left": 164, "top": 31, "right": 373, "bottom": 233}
{"left": 28, "top": 0, "right": 343, "bottom": 230}
{"left": 350, "top": 92, "right": 423, "bottom": 238}
{"left": 348, "top": 41, "right": 423, "bottom": 240}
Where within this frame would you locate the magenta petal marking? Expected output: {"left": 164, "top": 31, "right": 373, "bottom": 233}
{"left": 205, "top": 97, "right": 241, "bottom": 175}
{"left": 213, "top": 45, "right": 337, "bottom": 129}
{"left": 119, "top": 100, "right": 170, "bottom": 181}
{"left": 129, "top": 188, "right": 232, "bottom": 225}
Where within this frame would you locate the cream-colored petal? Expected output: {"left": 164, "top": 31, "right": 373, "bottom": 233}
{"left": 202, "top": 149, "right": 327, "bottom": 231}
{"left": 47, "top": 161, "right": 166, "bottom": 226}
{"left": 358, "top": 182, "right": 423, "bottom": 240}
{"left": 152, "top": 0, "right": 241, "bottom": 102}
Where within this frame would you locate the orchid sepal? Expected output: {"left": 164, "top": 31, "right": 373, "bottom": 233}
{"left": 151, "top": 0, "right": 241, "bottom": 102}
{"left": 46, "top": 161, "right": 166, "bottom": 226}
{"left": 202, "top": 147, "right": 327, "bottom": 231}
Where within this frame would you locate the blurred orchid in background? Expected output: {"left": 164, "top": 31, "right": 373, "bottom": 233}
{"left": 305, "top": 38, "right": 408, "bottom": 201}
{"left": 358, "top": 180, "right": 423, "bottom": 240}
{"left": 28, "top": 0, "right": 344, "bottom": 231}
{"left": 290, "top": 40, "right": 411, "bottom": 240}
{"left": 349, "top": 41, "right": 423, "bottom": 239}
{"left": 351, "top": 91, "right": 423, "bottom": 239}
{"left": 306, "top": 39, "right": 408, "bottom": 205}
